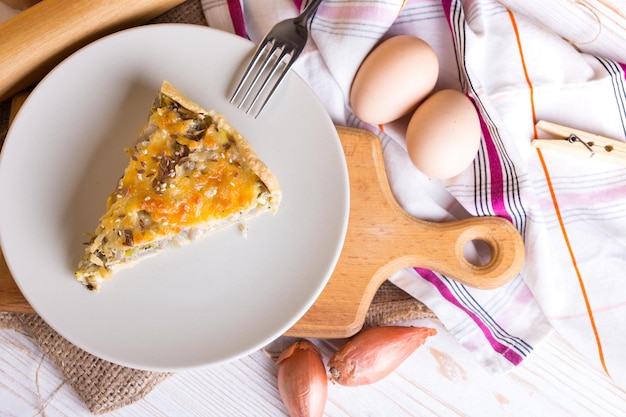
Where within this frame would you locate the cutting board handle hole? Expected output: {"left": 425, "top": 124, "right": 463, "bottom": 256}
{"left": 463, "top": 239, "right": 493, "bottom": 267}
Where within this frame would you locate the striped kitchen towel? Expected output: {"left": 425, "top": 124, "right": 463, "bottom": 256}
{"left": 203, "top": 0, "right": 626, "bottom": 387}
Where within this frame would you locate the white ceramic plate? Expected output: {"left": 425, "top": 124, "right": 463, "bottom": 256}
{"left": 0, "top": 25, "right": 349, "bottom": 371}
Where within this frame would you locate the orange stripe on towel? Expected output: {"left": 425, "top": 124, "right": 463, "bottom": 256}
{"left": 507, "top": 9, "right": 610, "bottom": 376}
{"left": 507, "top": 10, "right": 538, "bottom": 139}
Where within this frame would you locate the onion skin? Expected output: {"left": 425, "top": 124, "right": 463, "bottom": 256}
{"left": 276, "top": 340, "right": 328, "bottom": 417}
{"left": 328, "top": 326, "right": 437, "bottom": 386}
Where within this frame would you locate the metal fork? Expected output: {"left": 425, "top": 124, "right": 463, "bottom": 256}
{"left": 229, "top": 0, "right": 323, "bottom": 118}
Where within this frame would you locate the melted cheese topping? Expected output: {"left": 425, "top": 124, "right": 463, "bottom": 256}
{"left": 78, "top": 93, "right": 270, "bottom": 284}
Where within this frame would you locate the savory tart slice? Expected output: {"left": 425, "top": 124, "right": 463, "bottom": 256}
{"left": 76, "top": 81, "right": 282, "bottom": 292}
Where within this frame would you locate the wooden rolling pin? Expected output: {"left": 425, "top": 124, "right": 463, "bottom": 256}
{"left": 0, "top": 0, "right": 186, "bottom": 102}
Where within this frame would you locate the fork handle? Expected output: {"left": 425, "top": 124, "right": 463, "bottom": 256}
{"left": 296, "top": 0, "right": 323, "bottom": 24}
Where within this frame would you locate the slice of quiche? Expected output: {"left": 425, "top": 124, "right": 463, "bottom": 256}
{"left": 76, "top": 81, "right": 282, "bottom": 292}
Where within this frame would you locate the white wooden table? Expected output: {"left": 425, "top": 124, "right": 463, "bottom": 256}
{"left": 2, "top": 318, "right": 625, "bottom": 416}
{"left": 1, "top": 2, "right": 626, "bottom": 416}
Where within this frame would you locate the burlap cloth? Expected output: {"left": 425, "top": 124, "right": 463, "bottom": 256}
{"left": 0, "top": 1, "right": 437, "bottom": 414}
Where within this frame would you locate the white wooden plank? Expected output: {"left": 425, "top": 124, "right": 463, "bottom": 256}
{"left": 2, "top": 319, "right": 626, "bottom": 417}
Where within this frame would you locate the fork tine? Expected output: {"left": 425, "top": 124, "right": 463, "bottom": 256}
{"left": 244, "top": 47, "right": 294, "bottom": 116}
{"left": 229, "top": 41, "right": 273, "bottom": 104}
{"left": 239, "top": 42, "right": 285, "bottom": 112}
{"left": 251, "top": 51, "right": 300, "bottom": 118}
{"left": 231, "top": 0, "right": 322, "bottom": 117}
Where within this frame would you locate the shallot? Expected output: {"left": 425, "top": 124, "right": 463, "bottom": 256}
{"left": 276, "top": 339, "right": 328, "bottom": 417}
{"left": 328, "top": 326, "right": 437, "bottom": 386}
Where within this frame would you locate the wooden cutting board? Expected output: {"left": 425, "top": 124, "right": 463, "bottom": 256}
{"left": 0, "top": 122, "right": 525, "bottom": 338}
{"left": 285, "top": 127, "right": 524, "bottom": 338}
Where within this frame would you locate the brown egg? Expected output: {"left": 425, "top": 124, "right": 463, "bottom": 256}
{"left": 406, "top": 89, "right": 481, "bottom": 179}
{"left": 350, "top": 35, "right": 439, "bottom": 125}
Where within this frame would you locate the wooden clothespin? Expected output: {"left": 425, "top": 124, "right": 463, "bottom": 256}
{"left": 532, "top": 120, "right": 626, "bottom": 167}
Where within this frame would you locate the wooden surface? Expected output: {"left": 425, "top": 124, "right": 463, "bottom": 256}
{"left": 0, "top": 0, "right": 186, "bottom": 101}
{"left": 286, "top": 127, "right": 525, "bottom": 338}
{"left": 533, "top": 120, "right": 626, "bottom": 167}
{"left": 0, "top": 92, "right": 33, "bottom": 313}
{"left": 2, "top": 4, "right": 626, "bottom": 416}
{"left": 0, "top": 249, "right": 31, "bottom": 313}
{"left": 3, "top": 320, "right": 626, "bottom": 416}
{"left": 0, "top": 126, "right": 525, "bottom": 336}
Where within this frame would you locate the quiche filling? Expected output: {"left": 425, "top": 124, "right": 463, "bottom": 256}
{"left": 76, "top": 82, "right": 281, "bottom": 291}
